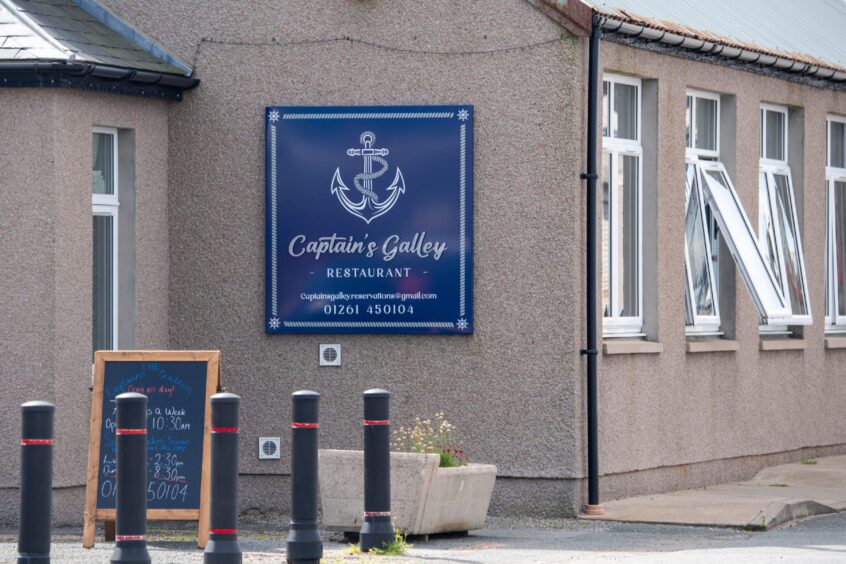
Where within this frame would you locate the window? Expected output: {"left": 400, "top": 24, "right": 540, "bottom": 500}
{"left": 758, "top": 105, "right": 811, "bottom": 328}
{"left": 601, "top": 75, "right": 642, "bottom": 336}
{"left": 826, "top": 115, "right": 846, "bottom": 329}
{"left": 92, "top": 128, "right": 118, "bottom": 355}
{"left": 686, "top": 91, "right": 719, "bottom": 157}
{"left": 685, "top": 92, "right": 791, "bottom": 333}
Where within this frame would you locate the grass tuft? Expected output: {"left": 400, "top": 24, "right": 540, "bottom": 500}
{"left": 369, "top": 529, "right": 411, "bottom": 556}
{"left": 346, "top": 543, "right": 361, "bottom": 555}
{"left": 799, "top": 459, "right": 818, "bottom": 465}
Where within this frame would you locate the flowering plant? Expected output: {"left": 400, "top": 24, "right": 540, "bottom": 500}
{"left": 391, "top": 412, "right": 464, "bottom": 467}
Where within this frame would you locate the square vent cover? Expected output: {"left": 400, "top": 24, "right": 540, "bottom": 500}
{"left": 320, "top": 344, "right": 341, "bottom": 366}
{"left": 258, "top": 436, "right": 280, "bottom": 460}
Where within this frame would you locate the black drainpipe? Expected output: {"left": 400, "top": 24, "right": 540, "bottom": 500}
{"left": 580, "top": 13, "right": 603, "bottom": 515}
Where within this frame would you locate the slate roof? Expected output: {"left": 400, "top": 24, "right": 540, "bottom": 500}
{"left": 0, "top": 0, "right": 190, "bottom": 76}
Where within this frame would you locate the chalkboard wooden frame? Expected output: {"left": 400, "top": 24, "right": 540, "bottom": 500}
{"left": 82, "top": 350, "right": 220, "bottom": 549}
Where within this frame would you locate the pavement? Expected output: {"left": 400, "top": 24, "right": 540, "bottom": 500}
{"left": 581, "top": 455, "right": 846, "bottom": 530}
{"left": 2, "top": 513, "right": 846, "bottom": 563}
{"left": 2, "top": 455, "right": 845, "bottom": 562}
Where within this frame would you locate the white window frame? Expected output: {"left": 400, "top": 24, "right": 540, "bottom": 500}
{"left": 760, "top": 103, "right": 788, "bottom": 164}
{"left": 92, "top": 127, "right": 119, "bottom": 351}
{"left": 686, "top": 89, "right": 721, "bottom": 160}
{"left": 602, "top": 74, "right": 644, "bottom": 336}
{"left": 826, "top": 114, "right": 846, "bottom": 330}
{"left": 758, "top": 104, "right": 812, "bottom": 328}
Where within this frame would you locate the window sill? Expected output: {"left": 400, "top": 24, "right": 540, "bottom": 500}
{"left": 825, "top": 336, "right": 846, "bottom": 349}
{"left": 686, "top": 339, "right": 740, "bottom": 353}
{"left": 603, "top": 340, "right": 663, "bottom": 355}
{"left": 759, "top": 338, "right": 806, "bottom": 351}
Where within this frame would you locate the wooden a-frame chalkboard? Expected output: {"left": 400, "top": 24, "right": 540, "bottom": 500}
{"left": 83, "top": 351, "right": 220, "bottom": 549}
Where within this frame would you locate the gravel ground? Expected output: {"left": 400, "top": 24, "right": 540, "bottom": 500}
{"left": 2, "top": 512, "right": 845, "bottom": 563}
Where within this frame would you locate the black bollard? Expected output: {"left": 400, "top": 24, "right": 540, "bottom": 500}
{"left": 204, "top": 393, "right": 242, "bottom": 564}
{"left": 17, "top": 401, "right": 55, "bottom": 564}
{"left": 110, "top": 393, "right": 151, "bottom": 564}
{"left": 359, "top": 389, "right": 393, "bottom": 552}
{"left": 286, "top": 390, "right": 322, "bottom": 564}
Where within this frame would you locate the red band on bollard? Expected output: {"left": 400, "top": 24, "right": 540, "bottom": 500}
{"left": 211, "top": 427, "right": 239, "bottom": 433}
{"left": 115, "top": 535, "right": 145, "bottom": 541}
{"left": 115, "top": 428, "right": 147, "bottom": 435}
{"left": 20, "top": 439, "right": 53, "bottom": 445}
{"left": 362, "top": 420, "right": 389, "bottom": 425}
{"left": 291, "top": 422, "right": 319, "bottom": 428}
{"left": 364, "top": 511, "right": 392, "bottom": 517}
{"left": 209, "top": 528, "right": 237, "bottom": 534}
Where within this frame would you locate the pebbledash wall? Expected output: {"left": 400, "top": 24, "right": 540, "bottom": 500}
{"left": 0, "top": 89, "right": 170, "bottom": 523}
{"left": 594, "top": 41, "right": 846, "bottom": 500}
{"left": 101, "top": 0, "right": 589, "bottom": 518}
{"left": 2, "top": 0, "right": 846, "bottom": 525}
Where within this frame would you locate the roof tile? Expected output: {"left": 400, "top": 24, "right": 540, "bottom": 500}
{"left": 0, "top": 0, "right": 188, "bottom": 74}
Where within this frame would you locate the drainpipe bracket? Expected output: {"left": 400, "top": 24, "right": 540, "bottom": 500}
{"left": 580, "top": 172, "right": 598, "bottom": 180}
{"left": 580, "top": 348, "right": 599, "bottom": 356}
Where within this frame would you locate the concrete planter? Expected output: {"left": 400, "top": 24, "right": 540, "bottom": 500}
{"left": 318, "top": 449, "right": 496, "bottom": 535}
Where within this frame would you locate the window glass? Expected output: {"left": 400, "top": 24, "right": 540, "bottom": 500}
{"left": 685, "top": 164, "right": 715, "bottom": 318}
{"left": 825, "top": 182, "right": 835, "bottom": 323}
{"left": 601, "top": 153, "right": 612, "bottom": 317}
{"left": 93, "top": 133, "right": 114, "bottom": 195}
{"left": 93, "top": 215, "right": 114, "bottom": 352}
{"left": 695, "top": 97, "right": 718, "bottom": 151}
{"left": 771, "top": 174, "right": 807, "bottom": 315}
{"left": 836, "top": 181, "right": 846, "bottom": 315}
{"left": 759, "top": 172, "right": 782, "bottom": 288}
{"left": 760, "top": 109, "right": 765, "bottom": 159}
{"left": 685, "top": 96, "right": 693, "bottom": 149}
{"left": 831, "top": 121, "right": 846, "bottom": 168}
{"left": 602, "top": 81, "right": 610, "bottom": 138}
{"left": 616, "top": 154, "right": 639, "bottom": 316}
{"left": 613, "top": 83, "right": 638, "bottom": 140}
{"left": 765, "top": 110, "right": 785, "bottom": 161}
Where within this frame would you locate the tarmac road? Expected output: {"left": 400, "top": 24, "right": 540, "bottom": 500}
{"left": 1, "top": 512, "right": 844, "bottom": 563}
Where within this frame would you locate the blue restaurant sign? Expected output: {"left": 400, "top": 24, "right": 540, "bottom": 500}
{"left": 265, "top": 105, "right": 474, "bottom": 334}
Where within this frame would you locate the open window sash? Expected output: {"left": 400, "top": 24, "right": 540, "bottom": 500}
{"left": 699, "top": 162, "right": 791, "bottom": 325}
{"left": 684, "top": 160, "right": 720, "bottom": 333}
{"left": 758, "top": 167, "right": 812, "bottom": 326}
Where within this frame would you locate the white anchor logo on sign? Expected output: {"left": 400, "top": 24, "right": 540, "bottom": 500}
{"left": 331, "top": 131, "right": 405, "bottom": 224}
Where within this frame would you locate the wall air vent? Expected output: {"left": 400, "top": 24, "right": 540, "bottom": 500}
{"left": 258, "top": 436, "right": 280, "bottom": 460}
{"left": 320, "top": 344, "right": 341, "bottom": 366}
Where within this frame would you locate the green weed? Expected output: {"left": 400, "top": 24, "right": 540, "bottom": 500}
{"left": 369, "top": 529, "right": 411, "bottom": 556}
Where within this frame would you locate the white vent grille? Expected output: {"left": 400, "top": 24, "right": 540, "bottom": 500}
{"left": 258, "top": 436, "right": 280, "bottom": 459}
{"left": 320, "top": 344, "right": 341, "bottom": 366}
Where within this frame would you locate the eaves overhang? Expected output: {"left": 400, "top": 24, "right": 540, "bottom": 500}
{"left": 0, "top": 0, "right": 199, "bottom": 99}
{"left": 594, "top": 8, "right": 846, "bottom": 87}
{"left": 529, "top": 0, "right": 846, "bottom": 90}
{"left": 0, "top": 61, "right": 199, "bottom": 100}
